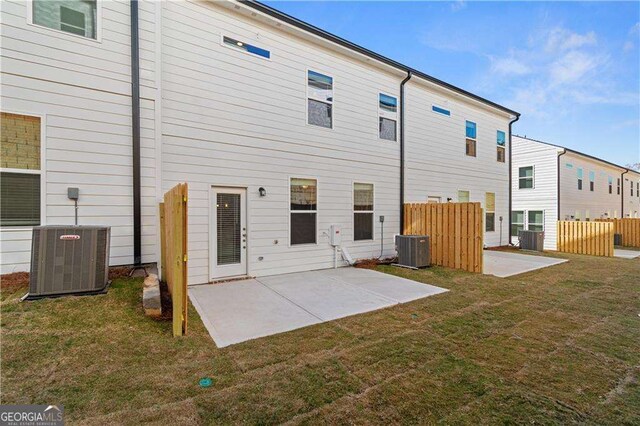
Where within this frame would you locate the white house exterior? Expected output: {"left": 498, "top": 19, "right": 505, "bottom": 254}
{"left": 512, "top": 136, "right": 640, "bottom": 250}
{"left": 1, "top": 0, "right": 518, "bottom": 283}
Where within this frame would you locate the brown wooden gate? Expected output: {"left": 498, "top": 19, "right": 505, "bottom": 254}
{"left": 159, "top": 183, "right": 188, "bottom": 336}
{"left": 403, "top": 202, "right": 483, "bottom": 273}
{"left": 595, "top": 218, "right": 640, "bottom": 247}
{"left": 557, "top": 221, "right": 613, "bottom": 257}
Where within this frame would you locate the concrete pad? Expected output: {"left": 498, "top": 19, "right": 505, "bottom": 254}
{"left": 189, "top": 279, "right": 321, "bottom": 347}
{"left": 189, "top": 268, "right": 448, "bottom": 347}
{"left": 258, "top": 271, "right": 398, "bottom": 321}
{"left": 323, "top": 268, "right": 448, "bottom": 303}
{"left": 614, "top": 249, "right": 640, "bottom": 259}
{"left": 483, "top": 250, "right": 568, "bottom": 278}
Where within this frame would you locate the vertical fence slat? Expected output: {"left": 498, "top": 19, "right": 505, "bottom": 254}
{"left": 556, "top": 221, "right": 613, "bottom": 257}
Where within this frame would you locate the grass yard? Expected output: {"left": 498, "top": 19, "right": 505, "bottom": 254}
{"left": 1, "top": 251, "right": 639, "bottom": 424}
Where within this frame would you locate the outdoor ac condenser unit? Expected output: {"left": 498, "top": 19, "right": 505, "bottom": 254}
{"left": 395, "top": 235, "right": 430, "bottom": 268}
{"left": 24, "top": 226, "right": 111, "bottom": 300}
{"left": 518, "top": 230, "right": 544, "bottom": 251}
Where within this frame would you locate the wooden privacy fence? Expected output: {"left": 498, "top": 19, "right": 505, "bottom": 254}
{"left": 404, "top": 202, "right": 483, "bottom": 273}
{"left": 159, "top": 183, "right": 188, "bottom": 337}
{"left": 595, "top": 218, "right": 640, "bottom": 247}
{"left": 557, "top": 221, "right": 613, "bottom": 257}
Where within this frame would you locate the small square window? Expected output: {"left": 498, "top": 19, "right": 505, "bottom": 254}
{"left": 308, "top": 99, "right": 332, "bottom": 128}
{"left": 379, "top": 94, "right": 397, "bottom": 114}
{"left": 497, "top": 146, "right": 505, "bottom": 162}
{"left": 519, "top": 166, "right": 534, "bottom": 189}
{"left": 458, "top": 190, "right": 470, "bottom": 203}
{"left": 465, "top": 121, "right": 477, "bottom": 139}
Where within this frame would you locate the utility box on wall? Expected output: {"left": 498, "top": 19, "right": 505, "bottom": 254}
{"left": 24, "top": 226, "right": 111, "bottom": 300}
{"left": 329, "top": 225, "right": 341, "bottom": 246}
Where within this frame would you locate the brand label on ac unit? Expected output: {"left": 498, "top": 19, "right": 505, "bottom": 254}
{"left": 60, "top": 235, "right": 80, "bottom": 240}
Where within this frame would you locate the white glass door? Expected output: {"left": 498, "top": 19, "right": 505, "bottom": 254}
{"left": 211, "top": 187, "right": 247, "bottom": 280}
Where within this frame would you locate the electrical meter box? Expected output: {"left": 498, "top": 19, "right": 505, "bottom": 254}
{"left": 329, "top": 225, "right": 341, "bottom": 246}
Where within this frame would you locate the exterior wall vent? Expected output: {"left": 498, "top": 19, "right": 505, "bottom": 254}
{"left": 395, "top": 235, "right": 430, "bottom": 268}
{"left": 24, "top": 226, "right": 111, "bottom": 300}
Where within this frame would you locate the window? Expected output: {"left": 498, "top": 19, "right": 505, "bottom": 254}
{"left": 353, "top": 183, "right": 374, "bottom": 241}
{"left": 290, "top": 178, "right": 317, "bottom": 245}
{"left": 485, "top": 192, "right": 495, "bottom": 232}
{"left": 378, "top": 93, "right": 397, "bottom": 141}
{"left": 427, "top": 196, "right": 441, "bottom": 203}
{"left": 632, "top": 181, "right": 634, "bottom": 197}
{"left": 307, "top": 70, "right": 333, "bottom": 128}
{"left": 589, "top": 171, "right": 595, "bottom": 191}
{"left": 32, "top": 0, "right": 97, "bottom": 39}
{"left": 222, "top": 36, "right": 270, "bottom": 59}
{"left": 496, "top": 131, "right": 506, "bottom": 163}
{"left": 457, "top": 190, "right": 470, "bottom": 203}
{"left": 1, "top": 113, "right": 41, "bottom": 227}
{"left": 465, "top": 121, "right": 476, "bottom": 157}
{"left": 617, "top": 178, "right": 621, "bottom": 195}
{"left": 432, "top": 105, "right": 450, "bottom": 116}
{"left": 518, "top": 166, "right": 534, "bottom": 189}
{"left": 637, "top": 182, "right": 639, "bottom": 198}
{"left": 511, "top": 211, "right": 524, "bottom": 237}
{"left": 528, "top": 210, "right": 544, "bottom": 232}
{"left": 577, "top": 168, "right": 583, "bottom": 190}
{"left": 608, "top": 177, "right": 613, "bottom": 194}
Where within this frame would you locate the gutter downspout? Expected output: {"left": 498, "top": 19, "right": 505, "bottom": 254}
{"left": 131, "top": 0, "right": 142, "bottom": 265}
{"left": 508, "top": 114, "right": 520, "bottom": 243}
{"left": 399, "top": 71, "right": 412, "bottom": 235}
{"left": 621, "top": 169, "right": 629, "bottom": 218}
{"left": 557, "top": 149, "right": 567, "bottom": 220}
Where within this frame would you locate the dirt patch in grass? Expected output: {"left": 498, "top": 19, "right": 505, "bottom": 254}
{"left": 1, "top": 252, "right": 638, "bottom": 423}
{"left": 0, "top": 272, "right": 29, "bottom": 293}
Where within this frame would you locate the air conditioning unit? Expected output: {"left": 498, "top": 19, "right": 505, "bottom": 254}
{"left": 23, "top": 226, "right": 111, "bottom": 300}
{"left": 395, "top": 235, "right": 430, "bottom": 268}
{"left": 518, "top": 230, "right": 544, "bottom": 251}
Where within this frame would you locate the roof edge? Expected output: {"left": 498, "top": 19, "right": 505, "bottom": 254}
{"left": 514, "top": 134, "right": 640, "bottom": 175}
{"left": 239, "top": 0, "right": 520, "bottom": 117}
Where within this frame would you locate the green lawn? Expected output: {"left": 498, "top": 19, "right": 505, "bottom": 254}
{"left": 1, "top": 252, "right": 639, "bottom": 424}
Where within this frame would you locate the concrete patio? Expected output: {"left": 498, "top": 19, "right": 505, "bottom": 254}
{"left": 614, "top": 249, "right": 640, "bottom": 259}
{"left": 189, "top": 268, "right": 447, "bottom": 347}
{"left": 483, "top": 250, "right": 568, "bottom": 278}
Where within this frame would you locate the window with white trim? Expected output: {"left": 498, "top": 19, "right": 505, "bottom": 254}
{"left": 589, "top": 171, "right": 595, "bottom": 192}
{"left": 518, "top": 166, "right": 534, "bottom": 189}
{"left": 1, "top": 112, "right": 41, "bottom": 227}
{"left": 307, "top": 70, "right": 333, "bottom": 128}
{"left": 353, "top": 183, "right": 374, "bottom": 241}
{"left": 608, "top": 176, "right": 613, "bottom": 194}
{"left": 577, "top": 168, "right": 583, "bottom": 190}
{"left": 378, "top": 93, "right": 397, "bottom": 141}
{"left": 290, "top": 178, "right": 317, "bottom": 245}
{"left": 496, "top": 130, "right": 506, "bottom": 163}
{"left": 617, "top": 178, "right": 621, "bottom": 195}
{"left": 465, "top": 121, "right": 477, "bottom": 157}
{"left": 223, "top": 36, "right": 270, "bottom": 59}
{"left": 32, "top": 0, "right": 97, "bottom": 39}
{"left": 528, "top": 210, "right": 544, "bottom": 232}
{"left": 485, "top": 192, "right": 495, "bottom": 232}
{"left": 457, "top": 190, "right": 469, "bottom": 202}
{"left": 511, "top": 210, "right": 524, "bottom": 237}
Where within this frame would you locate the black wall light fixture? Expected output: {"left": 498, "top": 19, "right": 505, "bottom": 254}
{"left": 259, "top": 187, "right": 267, "bottom": 197}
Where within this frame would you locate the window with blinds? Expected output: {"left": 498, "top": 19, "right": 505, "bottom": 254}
{"left": 1, "top": 112, "right": 42, "bottom": 227}
{"left": 485, "top": 192, "right": 495, "bottom": 232}
{"left": 290, "top": 178, "right": 317, "bottom": 245}
{"left": 216, "top": 193, "right": 241, "bottom": 265}
{"left": 354, "top": 183, "right": 374, "bottom": 241}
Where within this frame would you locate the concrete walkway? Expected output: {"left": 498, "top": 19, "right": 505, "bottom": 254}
{"left": 189, "top": 268, "right": 447, "bottom": 347}
{"left": 614, "top": 249, "right": 640, "bottom": 259}
{"left": 483, "top": 250, "right": 568, "bottom": 278}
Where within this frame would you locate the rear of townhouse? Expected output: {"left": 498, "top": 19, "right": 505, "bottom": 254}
{"left": 512, "top": 136, "right": 640, "bottom": 250}
{"left": 1, "top": 0, "right": 518, "bottom": 283}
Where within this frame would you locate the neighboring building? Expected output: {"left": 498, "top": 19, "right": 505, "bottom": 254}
{"left": 0, "top": 0, "right": 518, "bottom": 281}
{"left": 512, "top": 135, "right": 640, "bottom": 250}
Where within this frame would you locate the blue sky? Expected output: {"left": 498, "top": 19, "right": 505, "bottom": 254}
{"left": 265, "top": 1, "right": 640, "bottom": 167}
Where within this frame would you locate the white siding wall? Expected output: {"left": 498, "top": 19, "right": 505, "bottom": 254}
{"left": 0, "top": 0, "right": 158, "bottom": 273}
{"left": 511, "top": 136, "right": 559, "bottom": 250}
{"left": 160, "top": 1, "right": 404, "bottom": 284}
{"left": 559, "top": 153, "right": 625, "bottom": 221}
{"left": 623, "top": 172, "right": 640, "bottom": 218}
{"left": 405, "top": 86, "right": 512, "bottom": 247}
